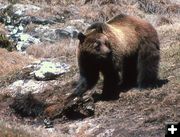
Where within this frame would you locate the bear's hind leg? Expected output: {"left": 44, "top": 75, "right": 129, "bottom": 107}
{"left": 137, "top": 43, "right": 160, "bottom": 88}
{"left": 122, "top": 52, "right": 138, "bottom": 88}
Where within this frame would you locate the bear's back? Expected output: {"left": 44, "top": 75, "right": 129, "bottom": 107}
{"left": 106, "top": 15, "right": 142, "bottom": 53}
{"left": 106, "top": 14, "right": 159, "bottom": 53}
{"left": 107, "top": 14, "right": 158, "bottom": 43}
{"left": 107, "top": 14, "right": 152, "bottom": 32}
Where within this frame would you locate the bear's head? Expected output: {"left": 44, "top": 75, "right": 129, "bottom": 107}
{"left": 77, "top": 31, "right": 112, "bottom": 59}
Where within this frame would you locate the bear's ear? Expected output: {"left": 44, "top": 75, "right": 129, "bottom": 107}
{"left": 78, "top": 32, "right": 86, "bottom": 43}
{"left": 87, "top": 23, "right": 104, "bottom": 33}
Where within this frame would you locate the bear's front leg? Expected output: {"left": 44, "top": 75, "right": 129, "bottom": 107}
{"left": 72, "top": 66, "right": 100, "bottom": 97}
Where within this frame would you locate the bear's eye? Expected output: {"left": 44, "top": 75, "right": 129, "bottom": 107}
{"left": 94, "top": 42, "right": 101, "bottom": 51}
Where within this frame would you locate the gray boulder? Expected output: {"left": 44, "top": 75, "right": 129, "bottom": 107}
{"left": 31, "top": 25, "right": 79, "bottom": 42}
{"left": 8, "top": 80, "right": 47, "bottom": 96}
{"left": 32, "top": 61, "right": 70, "bottom": 81}
{"left": 12, "top": 4, "right": 41, "bottom": 16}
{"left": 55, "top": 26, "right": 79, "bottom": 39}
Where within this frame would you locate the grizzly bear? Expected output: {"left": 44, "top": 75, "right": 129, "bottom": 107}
{"left": 72, "top": 14, "right": 160, "bottom": 100}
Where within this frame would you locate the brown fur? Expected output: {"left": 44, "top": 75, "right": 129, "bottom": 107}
{"left": 73, "top": 14, "right": 160, "bottom": 100}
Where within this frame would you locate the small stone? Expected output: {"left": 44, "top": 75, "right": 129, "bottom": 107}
{"left": 6, "top": 25, "right": 14, "bottom": 31}
{"left": 20, "top": 34, "right": 29, "bottom": 42}
{"left": 15, "top": 9, "right": 23, "bottom": 16}
{"left": 18, "top": 24, "right": 24, "bottom": 32}
{"left": 16, "top": 41, "right": 29, "bottom": 51}
{"left": 6, "top": 16, "right": 11, "bottom": 24}
{"left": 44, "top": 118, "right": 54, "bottom": 128}
{"left": 64, "top": 26, "right": 79, "bottom": 38}
{"left": 12, "top": 27, "right": 18, "bottom": 34}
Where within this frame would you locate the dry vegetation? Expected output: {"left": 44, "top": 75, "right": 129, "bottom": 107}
{"left": 0, "top": 23, "right": 8, "bottom": 35}
{"left": 0, "top": 49, "right": 32, "bottom": 77}
{"left": 0, "top": 121, "right": 31, "bottom": 137}
{"left": 26, "top": 39, "right": 77, "bottom": 59}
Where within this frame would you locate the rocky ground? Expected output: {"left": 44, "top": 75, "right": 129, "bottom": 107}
{"left": 0, "top": 0, "right": 179, "bottom": 137}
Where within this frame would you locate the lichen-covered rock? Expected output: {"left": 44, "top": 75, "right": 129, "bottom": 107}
{"left": 31, "top": 25, "right": 79, "bottom": 42}
{"left": 32, "top": 26, "right": 57, "bottom": 42}
{"left": 16, "top": 33, "right": 40, "bottom": 51}
{"left": 8, "top": 80, "right": 47, "bottom": 96}
{"left": 0, "top": 4, "right": 40, "bottom": 25}
{"left": 12, "top": 4, "right": 41, "bottom": 16}
{"left": 62, "top": 26, "right": 79, "bottom": 38}
{"left": 0, "top": 3, "right": 84, "bottom": 53}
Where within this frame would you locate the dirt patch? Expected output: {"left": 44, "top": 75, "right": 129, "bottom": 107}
{"left": 9, "top": 81, "right": 95, "bottom": 124}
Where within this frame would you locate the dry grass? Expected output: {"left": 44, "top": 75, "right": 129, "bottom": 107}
{"left": 0, "top": 23, "right": 8, "bottom": 35}
{"left": 157, "top": 23, "right": 180, "bottom": 47}
{"left": 0, "top": 121, "right": 32, "bottom": 137}
{"left": 26, "top": 39, "right": 78, "bottom": 59}
{"left": 7, "top": 0, "right": 76, "bottom": 5}
{"left": 157, "top": 23, "right": 180, "bottom": 80}
{"left": 0, "top": 49, "right": 32, "bottom": 77}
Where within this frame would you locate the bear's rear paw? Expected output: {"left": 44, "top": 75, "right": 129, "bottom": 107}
{"left": 101, "top": 93, "right": 119, "bottom": 101}
{"left": 138, "top": 79, "right": 168, "bottom": 89}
